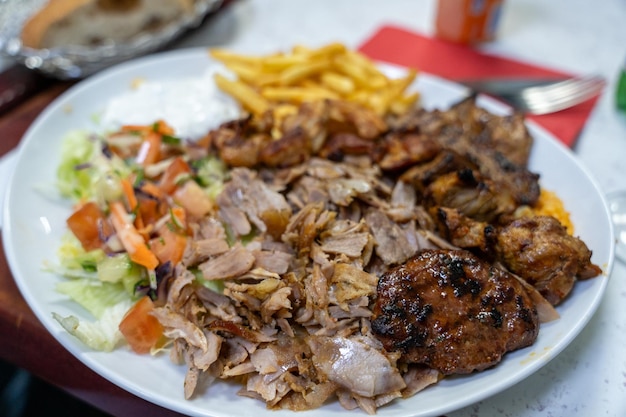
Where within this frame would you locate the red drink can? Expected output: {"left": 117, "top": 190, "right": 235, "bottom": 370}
{"left": 435, "top": 0, "right": 503, "bottom": 44}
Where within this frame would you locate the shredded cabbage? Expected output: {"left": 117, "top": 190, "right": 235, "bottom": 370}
{"left": 193, "top": 155, "right": 228, "bottom": 200}
{"left": 56, "top": 130, "right": 131, "bottom": 203}
{"left": 56, "top": 233, "right": 105, "bottom": 273}
{"left": 56, "top": 130, "right": 98, "bottom": 201}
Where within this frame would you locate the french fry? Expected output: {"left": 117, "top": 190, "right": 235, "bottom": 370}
{"left": 209, "top": 43, "right": 421, "bottom": 118}
{"left": 273, "top": 103, "right": 299, "bottom": 119}
{"left": 271, "top": 104, "right": 299, "bottom": 138}
{"left": 291, "top": 44, "right": 313, "bottom": 56}
{"left": 262, "top": 87, "right": 338, "bottom": 102}
{"left": 332, "top": 55, "right": 370, "bottom": 86}
{"left": 279, "top": 59, "right": 331, "bottom": 86}
{"left": 389, "top": 69, "right": 418, "bottom": 97}
{"left": 389, "top": 91, "right": 420, "bottom": 115}
{"left": 214, "top": 73, "right": 270, "bottom": 115}
{"left": 344, "top": 50, "right": 383, "bottom": 76}
{"left": 320, "top": 71, "right": 355, "bottom": 95}
{"left": 261, "top": 54, "right": 309, "bottom": 71}
{"left": 343, "top": 50, "right": 388, "bottom": 89}
{"left": 306, "top": 42, "right": 347, "bottom": 59}
{"left": 221, "top": 61, "right": 263, "bottom": 85}
{"left": 209, "top": 48, "right": 262, "bottom": 65}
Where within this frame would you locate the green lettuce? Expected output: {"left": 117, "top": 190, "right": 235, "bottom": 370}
{"left": 52, "top": 299, "right": 132, "bottom": 352}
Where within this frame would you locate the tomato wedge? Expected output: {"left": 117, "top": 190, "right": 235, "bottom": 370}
{"left": 66, "top": 201, "right": 111, "bottom": 251}
{"left": 149, "top": 207, "right": 188, "bottom": 265}
{"left": 118, "top": 296, "right": 163, "bottom": 354}
{"left": 159, "top": 157, "right": 192, "bottom": 194}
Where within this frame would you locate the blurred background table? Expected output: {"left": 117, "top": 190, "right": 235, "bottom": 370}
{"left": 0, "top": 0, "right": 625, "bottom": 416}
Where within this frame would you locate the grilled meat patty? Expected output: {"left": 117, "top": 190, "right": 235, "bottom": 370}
{"left": 371, "top": 249, "right": 539, "bottom": 375}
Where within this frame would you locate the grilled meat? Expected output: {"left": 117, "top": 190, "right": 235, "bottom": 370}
{"left": 434, "top": 206, "right": 498, "bottom": 259}
{"left": 425, "top": 168, "right": 517, "bottom": 223}
{"left": 386, "top": 96, "right": 540, "bottom": 210}
{"left": 495, "top": 215, "right": 603, "bottom": 305}
{"left": 433, "top": 208, "right": 602, "bottom": 305}
{"left": 152, "top": 94, "right": 602, "bottom": 412}
{"left": 371, "top": 249, "right": 539, "bottom": 375}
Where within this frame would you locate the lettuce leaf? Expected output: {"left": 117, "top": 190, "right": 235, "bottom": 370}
{"left": 52, "top": 299, "right": 132, "bottom": 352}
{"left": 56, "top": 130, "right": 98, "bottom": 201}
{"left": 56, "top": 130, "right": 131, "bottom": 203}
{"left": 56, "top": 279, "right": 129, "bottom": 319}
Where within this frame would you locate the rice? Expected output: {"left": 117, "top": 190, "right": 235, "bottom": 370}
{"left": 532, "top": 189, "right": 574, "bottom": 234}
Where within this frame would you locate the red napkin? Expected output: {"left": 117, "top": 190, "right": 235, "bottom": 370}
{"left": 357, "top": 25, "right": 602, "bottom": 148}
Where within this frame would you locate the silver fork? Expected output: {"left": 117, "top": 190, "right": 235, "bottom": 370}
{"left": 460, "top": 75, "right": 606, "bottom": 115}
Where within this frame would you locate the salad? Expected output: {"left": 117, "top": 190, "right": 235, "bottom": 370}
{"left": 50, "top": 119, "right": 231, "bottom": 353}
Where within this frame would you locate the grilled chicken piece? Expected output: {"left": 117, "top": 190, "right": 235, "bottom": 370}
{"left": 495, "top": 215, "right": 602, "bottom": 305}
{"left": 371, "top": 249, "right": 539, "bottom": 375}
{"left": 318, "top": 132, "right": 376, "bottom": 161}
{"left": 326, "top": 99, "right": 388, "bottom": 140}
{"left": 209, "top": 117, "right": 271, "bottom": 168}
{"left": 211, "top": 99, "right": 388, "bottom": 169}
{"left": 425, "top": 168, "right": 517, "bottom": 222}
{"left": 399, "top": 150, "right": 472, "bottom": 195}
{"left": 433, "top": 209, "right": 603, "bottom": 305}
{"left": 446, "top": 96, "right": 534, "bottom": 166}
{"left": 376, "top": 132, "right": 440, "bottom": 171}
{"left": 433, "top": 206, "right": 497, "bottom": 259}
{"left": 387, "top": 96, "right": 540, "bottom": 208}
{"left": 434, "top": 99, "right": 540, "bottom": 207}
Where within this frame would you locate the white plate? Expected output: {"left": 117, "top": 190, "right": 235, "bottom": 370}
{"left": 2, "top": 48, "right": 615, "bottom": 417}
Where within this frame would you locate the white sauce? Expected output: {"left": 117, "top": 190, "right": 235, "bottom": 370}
{"left": 100, "top": 65, "right": 242, "bottom": 140}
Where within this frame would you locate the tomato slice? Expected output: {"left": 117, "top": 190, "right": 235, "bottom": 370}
{"left": 149, "top": 208, "right": 188, "bottom": 266}
{"left": 159, "top": 157, "right": 192, "bottom": 194}
{"left": 66, "top": 201, "right": 111, "bottom": 251}
{"left": 119, "top": 296, "right": 164, "bottom": 354}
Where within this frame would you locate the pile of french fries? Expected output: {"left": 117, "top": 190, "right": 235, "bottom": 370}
{"left": 209, "top": 42, "right": 419, "bottom": 121}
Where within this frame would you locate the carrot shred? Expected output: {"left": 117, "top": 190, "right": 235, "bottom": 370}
{"left": 109, "top": 201, "right": 159, "bottom": 270}
{"left": 120, "top": 124, "right": 150, "bottom": 133}
{"left": 136, "top": 131, "right": 162, "bottom": 166}
{"left": 140, "top": 181, "right": 165, "bottom": 200}
{"left": 153, "top": 119, "right": 175, "bottom": 136}
{"left": 121, "top": 119, "right": 175, "bottom": 136}
{"left": 120, "top": 178, "right": 146, "bottom": 232}
{"left": 169, "top": 206, "right": 187, "bottom": 230}
{"left": 120, "top": 178, "right": 138, "bottom": 211}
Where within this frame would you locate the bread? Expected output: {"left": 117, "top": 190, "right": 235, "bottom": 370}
{"left": 21, "top": 0, "right": 194, "bottom": 49}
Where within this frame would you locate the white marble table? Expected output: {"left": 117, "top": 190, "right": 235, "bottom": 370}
{"left": 1, "top": 0, "right": 625, "bottom": 415}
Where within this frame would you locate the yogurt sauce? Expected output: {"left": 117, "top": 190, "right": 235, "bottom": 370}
{"left": 100, "top": 65, "right": 242, "bottom": 140}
